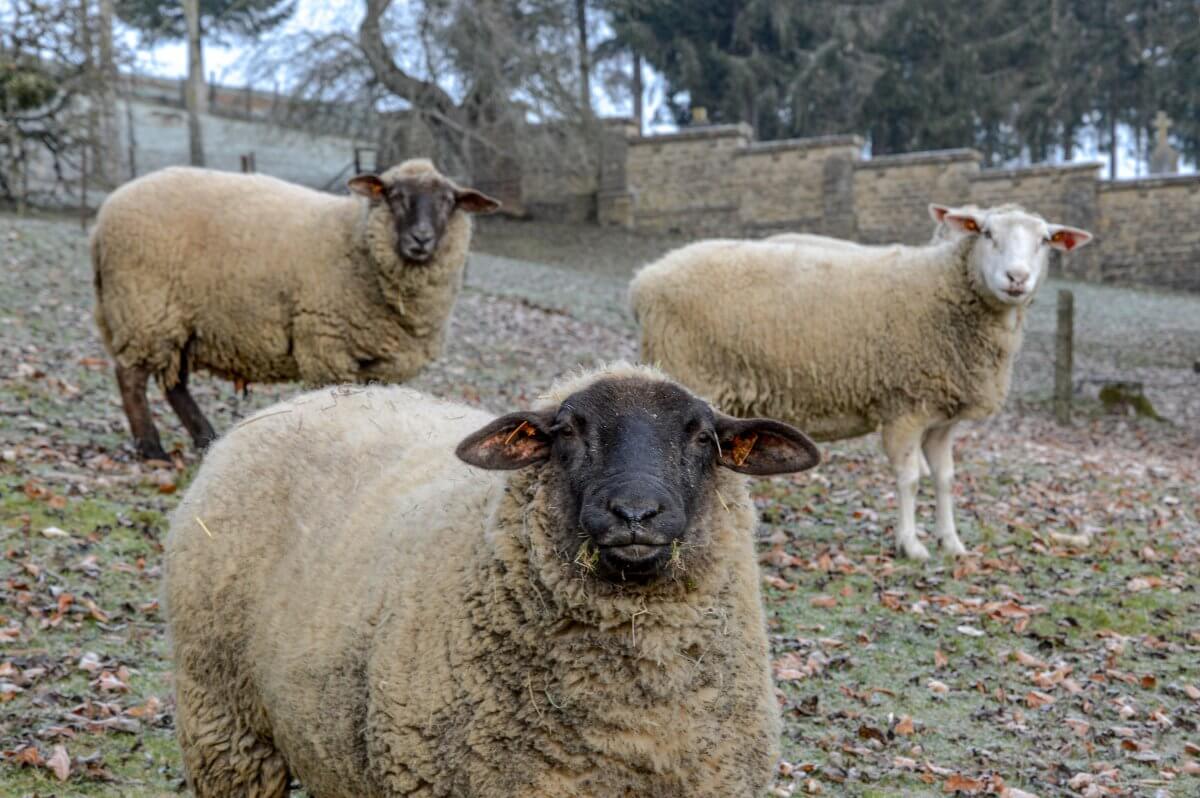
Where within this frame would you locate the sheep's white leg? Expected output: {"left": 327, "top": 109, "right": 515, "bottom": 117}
{"left": 882, "top": 420, "right": 929, "bottom": 561}
{"left": 923, "top": 423, "right": 967, "bottom": 556}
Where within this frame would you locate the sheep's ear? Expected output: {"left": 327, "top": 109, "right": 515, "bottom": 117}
{"left": 1046, "top": 224, "right": 1093, "bottom": 252}
{"left": 456, "top": 410, "right": 555, "bottom": 470}
{"left": 455, "top": 188, "right": 501, "bottom": 215}
{"left": 348, "top": 174, "right": 385, "bottom": 201}
{"left": 929, "top": 204, "right": 953, "bottom": 223}
{"left": 942, "top": 211, "right": 983, "bottom": 236}
{"left": 714, "top": 414, "right": 821, "bottom": 476}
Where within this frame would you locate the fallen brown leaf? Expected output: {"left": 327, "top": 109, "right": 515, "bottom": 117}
{"left": 942, "top": 773, "right": 985, "bottom": 793}
{"left": 46, "top": 744, "right": 70, "bottom": 781}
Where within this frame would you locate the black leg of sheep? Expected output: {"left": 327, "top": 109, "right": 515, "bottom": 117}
{"left": 114, "top": 363, "right": 170, "bottom": 462}
{"left": 164, "top": 356, "right": 217, "bottom": 451}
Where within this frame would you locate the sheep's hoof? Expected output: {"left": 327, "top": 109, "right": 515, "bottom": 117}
{"left": 136, "top": 440, "right": 171, "bottom": 463}
{"left": 939, "top": 537, "right": 968, "bottom": 557}
{"left": 897, "top": 538, "right": 930, "bottom": 561}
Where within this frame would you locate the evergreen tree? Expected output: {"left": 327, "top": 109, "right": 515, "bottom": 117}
{"left": 114, "top": 0, "right": 295, "bottom": 43}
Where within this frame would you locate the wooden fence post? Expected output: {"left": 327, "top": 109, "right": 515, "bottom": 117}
{"left": 1054, "top": 289, "right": 1074, "bottom": 424}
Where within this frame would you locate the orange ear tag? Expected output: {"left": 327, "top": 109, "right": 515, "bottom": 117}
{"left": 730, "top": 433, "right": 759, "bottom": 467}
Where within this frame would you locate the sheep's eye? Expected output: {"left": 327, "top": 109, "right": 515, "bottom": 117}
{"left": 685, "top": 420, "right": 713, "bottom": 447}
{"left": 983, "top": 228, "right": 993, "bottom": 241}
{"left": 554, "top": 416, "right": 584, "bottom": 440}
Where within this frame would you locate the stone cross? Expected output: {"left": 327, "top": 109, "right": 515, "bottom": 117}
{"left": 1149, "top": 110, "right": 1180, "bottom": 175}
{"left": 1154, "top": 111, "right": 1171, "bottom": 147}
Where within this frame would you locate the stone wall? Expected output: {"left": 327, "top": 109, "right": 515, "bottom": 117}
{"left": 606, "top": 124, "right": 1200, "bottom": 292}
{"left": 853, "top": 149, "right": 979, "bottom": 244}
{"left": 620, "top": 124, "right": 753, "bottom": 235}
{"left": 734, "top": 135, "right": 861, "bottom": 237}
{"left": 1097, "top": 175, "right": 1200, "bottom": 292}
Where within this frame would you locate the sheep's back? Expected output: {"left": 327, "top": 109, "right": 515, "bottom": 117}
{"left": 92, "top": 167, "right": 363, "bottom": 382}
{"left": 632, "top": 239, "right": 972, "bottom": 437}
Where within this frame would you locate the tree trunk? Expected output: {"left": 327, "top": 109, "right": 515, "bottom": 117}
{"left": 5, "top": 92, "right": 26, "bottom": 216}
{"left": 125, "top": 85, "right": 138, "bottom": 178}
{"left": 359, "top": 0, "right": 468, "bottom": 169}
{"left": 183, "top": 0, "right": 206, "bottom": 167}
{"left": 97, "top": 0, "right": 121, "bottom": 184}
{"left": 1109, "top": 105, "right": 1118, "bottom": 179}
{"left": 79, "top": 0, "right": 98, "bottom": 191}
{"left": 632, "top": 52, "right": 643, "bottom": 135}
{"left": 574, "top": 0, "right": 592, "bottom": 120}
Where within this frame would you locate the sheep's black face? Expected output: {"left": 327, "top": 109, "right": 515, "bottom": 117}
{"left": 456, "top": 375, "right": 822, "bottom": 584}
{"left": 348, "top": 171, "right": 500, "bottom": 264}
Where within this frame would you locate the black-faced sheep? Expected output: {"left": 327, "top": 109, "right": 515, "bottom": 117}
{"left": 630, "top": 205, "right": 1093, "bottom": 560}
{"left": 92, "top": 159, "right": 499, "bottom": 461}
{"left": 164, "top": 363, "right": 821, "bottom": 797}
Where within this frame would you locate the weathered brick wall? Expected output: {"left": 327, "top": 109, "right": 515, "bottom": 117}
{"left": 852, "top": 150, "right": 980, "bottom": 244}
{"left": 624, "top": 124, "right": 753, "bottom": 235}
{"left": 1097, "top": 176, "right": 1200, "bottom": 292}
{"left": 733, "top": 136, "right": 862, "bottom": 236}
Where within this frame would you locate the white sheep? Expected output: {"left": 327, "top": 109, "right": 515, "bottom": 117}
{"left": 165, "top": 363, "right": 821, "bottom": 796}
{"left": 92, "top": 159, "right": 499, "bottom": 461}
{"left": 631, "top": 205, "right": 1093, "bottom": 560}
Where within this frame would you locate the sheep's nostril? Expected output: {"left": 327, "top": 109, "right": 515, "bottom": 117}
{"left": 407, "top": 231, "right": 433, "bottom": 249}
{"left": 1005, "top": 270, "right": 1028, "bottom": 286}
{"left": 609, "top": 497, "right": 661, "bottom": 524}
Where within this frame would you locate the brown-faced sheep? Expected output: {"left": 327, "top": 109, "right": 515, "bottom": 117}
{"left": 164, "top": 363, "right": 821, "bottom": 797}
{"left": 631, "top": 205, "right": 1093, "bottom": 561}
{"left": 92, "top": 159, "right": 499, "bottom": 461}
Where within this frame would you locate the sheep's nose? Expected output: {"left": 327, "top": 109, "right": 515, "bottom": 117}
{"left": 410, "top": 231, "right": 433, "bottom": 247}
{"left": 1006, "top": 269, "right": 1029, "bottom": 286}
{"left": 609, "top": 496, "right": 661, "bottom": 524}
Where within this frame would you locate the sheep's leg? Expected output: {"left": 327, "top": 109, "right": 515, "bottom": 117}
{"left": 175, "top": 669, "right": 290, "bottom": 798}
{"left": 923, "top": 423, "right": 967, "bottom": 556}
{"left": 917, "top": 434, "right": 932, "bottom": 479}
{"left": 115, "top": 363, "right": 169, "bottom": 461}
{"left": 164, "top": 356, "right": 217, "bottom": 451}
{"left": 882, "top": 419, "right": 929, "bottom": 561}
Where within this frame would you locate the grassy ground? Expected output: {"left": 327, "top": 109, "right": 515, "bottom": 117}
{"left": 1, "top": 212, "right": 1197, "bottom": 797}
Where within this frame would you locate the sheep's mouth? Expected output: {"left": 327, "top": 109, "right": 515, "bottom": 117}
{"left": 400, "top": 246, "right": 434, "bottom": 263}
{"left": 600, "top": 542, "right": 667, "bottom": 561}
{"left": 594, "top": 542, "right": 673, "bottom": 584}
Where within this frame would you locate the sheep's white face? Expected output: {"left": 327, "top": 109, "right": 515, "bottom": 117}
{"left": 931, "top": 205, "right": 1093, "bottom": 307}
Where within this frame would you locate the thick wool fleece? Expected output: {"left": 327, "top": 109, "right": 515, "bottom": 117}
{"left": 92, "top": 159, "right": 470, "bottom": 388}
{"left": 165, "top": 365, "right": 781, "bottom": 797}
{"left": 630, "top": 236, "right": 1024, "bottom": 441}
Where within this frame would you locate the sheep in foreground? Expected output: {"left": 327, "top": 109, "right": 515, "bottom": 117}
{"left": 92, "top": 159, "right": 499, "bottom": 461}
{"left": 631, "top": 205, "right": 1092, "bottom": 560}
{"left": 165, "top": 363, "right": 821, "bottom": 797}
